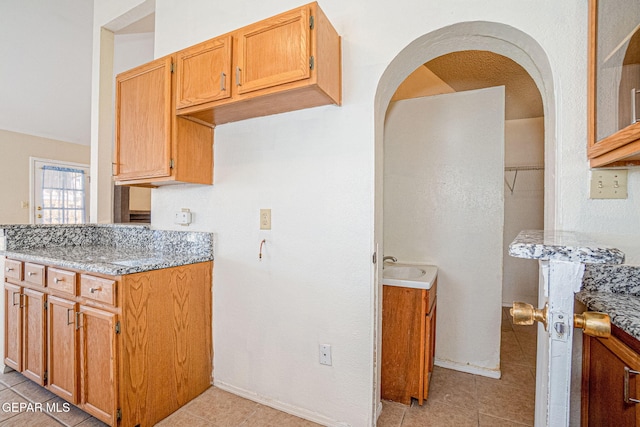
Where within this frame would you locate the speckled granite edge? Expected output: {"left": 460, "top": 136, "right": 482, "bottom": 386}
{"left": 508, "top": 230, "right": 625, "bottom": 264}
{"left": 583, "top": 264, "right": 640, "bottom": 295}
{"left": 0, "top": 224, "right": 214, "bottom": 275}
{"left": 576, "top": 290, "right": 640, "bottom": 341}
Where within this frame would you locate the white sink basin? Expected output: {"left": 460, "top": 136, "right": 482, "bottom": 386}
{"left": 382, "top": 262, "right": 438, "bottom": 290}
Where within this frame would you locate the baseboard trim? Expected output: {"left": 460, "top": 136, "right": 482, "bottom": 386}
{"left": 213, "top": 380, "right": 351, "bottom": 427}
{"left": 434, "top": 359, "right": 501, "bottom": 379}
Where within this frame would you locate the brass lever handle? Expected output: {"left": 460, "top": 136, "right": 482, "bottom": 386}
{"left": 510, "top": 302, "right": 548, "bottom": 330}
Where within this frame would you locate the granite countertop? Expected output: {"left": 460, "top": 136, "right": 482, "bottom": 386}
{"left": 0, "top": 224, "right": 214, "bottom": 276}
{"left": 508, "top": 230, "right": 640, "bottom": 341}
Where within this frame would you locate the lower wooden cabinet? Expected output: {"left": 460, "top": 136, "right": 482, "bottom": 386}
{"left": 582, "top": 332, "right": 640, "bottom": 426}
{"left": 3, "top": 258, "right": 213, "bottom": 426}
{"left": 381, "top": 280, "right": 437, "bottom": 405}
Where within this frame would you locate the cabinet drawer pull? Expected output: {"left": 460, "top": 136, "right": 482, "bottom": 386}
{"left": 89, "top": 287, "right": 102, "bottom": 294}
{"left": 236, "top": 67, "right": 241, "bottom": 86}
{"left": 624, "top": 366, "right": 640, "bottom": 404}
{"left": 67, "top": 308, "right": 74, "bottom": 325}
{"left": 221, "top": 72, "right": 226, "bottom": 91}
{"left": 27, "top": 271, "right": 35, "bottom": 277}
{"left": 54, "top": 277, "right": 62, "bottom": 284}
{"left": 6, "top": 267, "right": 14, "bottom": 272}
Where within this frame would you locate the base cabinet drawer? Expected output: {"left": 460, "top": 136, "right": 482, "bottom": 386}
{"left": 24, "top": 263, "right": 46, "bottom": 287}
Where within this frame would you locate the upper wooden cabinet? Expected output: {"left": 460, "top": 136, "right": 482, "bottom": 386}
{"left": 588, "top": 0, "right": 640, "bottom": 167}
{"left": 175, "top": 35, "right": 233, "bottom": 109}
{"left": 177, "top": 1, "right": 341, "bottom": 126}
{"left": 236, "top": 7, "right": 311, "bottom": 94}
{"left": 115, "top": 56, "right": 213, "bottom": 186}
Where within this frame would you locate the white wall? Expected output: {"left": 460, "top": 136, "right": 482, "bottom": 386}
{"left": 384, "top": 87, "right": 505, "bottom": 376}
{"left": 91, "top": 1, "right": 640, "bottom": 426}
{"left": 0, "top": 1, "right": 93, "bottom": 146}
{"left": 503, "top": 118, "right": 545, "bottom": 305}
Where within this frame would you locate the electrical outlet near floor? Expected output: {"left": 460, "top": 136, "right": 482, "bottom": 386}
{"left": 590, "top": 169, "right": 628, "bottom": 199}
{"left": 319, "top": 344, "right": 332, "bottom": 366}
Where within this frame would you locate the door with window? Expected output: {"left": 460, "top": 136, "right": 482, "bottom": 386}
{"left": 31, "top": 159, "right": 89, "bottom": 224}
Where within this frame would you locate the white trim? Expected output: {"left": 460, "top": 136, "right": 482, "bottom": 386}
{"left": 29, "top": 157, "right": 90, "bottom": 224}
{"left": 434, "top": 359, "right": 501, "bottom": 379}
{"left": 213, "top": 380, "right": 351, "bottom": 427}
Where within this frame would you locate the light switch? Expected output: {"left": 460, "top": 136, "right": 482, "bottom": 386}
{"left": 260, "top": 209, "right": 271, "bottom": 230}
{"left": 590, "top": 170, "right": 628, "bottom": 199}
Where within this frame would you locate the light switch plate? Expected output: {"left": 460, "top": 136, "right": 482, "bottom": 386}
{"left": 260, "top": 209, "right": 271, "bottom": 230}
{"left": 590, "top": 170, "right": 628, "bottom": 199}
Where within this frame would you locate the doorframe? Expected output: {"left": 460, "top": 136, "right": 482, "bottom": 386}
{"left": 372, "top": 21, "right": 557, "bottom": 422}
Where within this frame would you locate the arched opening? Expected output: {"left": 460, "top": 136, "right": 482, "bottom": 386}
{"left": 373, "top": 22, "right": 556, "bottom": 424}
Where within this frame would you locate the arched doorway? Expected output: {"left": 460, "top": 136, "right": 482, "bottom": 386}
{"left": 372, "top": 21, "right": 556, "bottom": 424}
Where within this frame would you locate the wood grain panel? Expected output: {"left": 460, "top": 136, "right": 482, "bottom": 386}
{"left": 24, "top": 263, "right": 46, "bottom": 287}
{"left": 80, "top": 275, "right": 116, "bottom": 306}
{"left": 47, "top": 268, "right": 77, "bottom": 296}
{"left": 115, "top": 56, "right": 172, "bottom": 181}
{"left": 4, "top": 259, "right": 23, "bottom": 282}
{"left": 4, "top": 283, "right": 22, "bottom": 371}
{"left": 173, "top": 117, "right": 213, "bottom": 185}
{"left": 47, "top": 296, "right": 78, "bottom": 403}
{"left": 22, "top": 288, "right": 46, "bottom": 385}
{"left": 582, "top": 334, "right": 640, "bottom": 426}
{"left": 176, "top": 35, "right": 232, "bottom": 108}
{"left": 79, "top": 306, "right": 117, "bottom": 425}
{"left": 120, "top": 262, "right": 212, "bottom": 426}
{"left": 381, "top": 285, "right": 424, "bottom": 405}
{"left": 236, "top": 6, "right": 310, "bottom": 94}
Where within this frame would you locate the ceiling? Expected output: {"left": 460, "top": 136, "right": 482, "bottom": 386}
{"left": 425, "top": 50, "right": 543, "bottom": 120}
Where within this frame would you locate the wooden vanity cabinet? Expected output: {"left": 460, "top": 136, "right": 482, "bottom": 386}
{"left": 4, "top": 258, "right": 213, "bottom": 427}
{"left": 176, "top": 1, "right": 341, "bottom": 126}
{"left": 582, "top": 331, "right": 640, "bottom": 426}
{"left": 381, "top": 280, "right": 437, "bottom": 405}
{"left": 115, "top": 56, "right": 214, "bottom": 187}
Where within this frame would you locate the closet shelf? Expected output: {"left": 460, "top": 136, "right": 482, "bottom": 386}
{"left": 504, "top": 165, "right": 544, "bottom": 194}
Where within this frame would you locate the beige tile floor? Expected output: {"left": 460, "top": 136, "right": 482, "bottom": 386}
{"left": 378, "top": 307, "right": 537, "bottom": 427}
{"left": 0, "top": 308, "right": 535, "bottom": 426}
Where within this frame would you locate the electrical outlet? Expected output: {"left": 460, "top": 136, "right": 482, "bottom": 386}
{"left": 260, "top": 209, "right": 271, "bottom": 230}
{"left": 319, "top": 344, "right": 332, "bottom": 366}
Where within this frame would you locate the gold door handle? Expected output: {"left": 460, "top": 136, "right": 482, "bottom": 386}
{"left": 574, "top": 311, "right": 610, "bottom": 337}
{"left": 511, "top": 302, "right": 548, "bottom": 330}
{"left": 510, "top": 302, "right": 610, "bottom": 337}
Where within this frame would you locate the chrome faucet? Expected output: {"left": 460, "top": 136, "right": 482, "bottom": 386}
{"left": 383, "top": 256, "right": 397, "bottom": 262}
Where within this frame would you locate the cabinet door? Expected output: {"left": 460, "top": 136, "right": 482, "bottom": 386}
{"left": 22, "top": 288, "right": 46, "bottom": 385}
{"left": 115, "top": 56, "right": 173, "bottom": 181}
{"left": 176, "top": 36, "right": 232, "bottom": 108}
{"left": 4, "top": 283, "right": 22, "bottom": 371}
{"left": 47, "top": 296, "right": 77, "bottom": 403}
{"left": 79, "top": 306, "right": 117, "bottom": 425}
{"left": 583, "top": 334, "right": 640, "bottom": 426}
{"left": 236, "top": 6, "right": 311, "bottom": 94}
